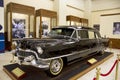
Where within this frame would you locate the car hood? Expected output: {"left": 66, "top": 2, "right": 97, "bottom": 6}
{"left": 19, "top": 38, "right": 76, "bottom": 52}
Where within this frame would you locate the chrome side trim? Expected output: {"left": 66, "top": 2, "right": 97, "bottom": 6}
{"left": 44, "top": 49, "right": 90, "bottom": 60}
{"left": 17, "top": 47, "right": 102, "bottom": 61}
{"left": 17, "top": 48, "right": 86, "bottom": 61}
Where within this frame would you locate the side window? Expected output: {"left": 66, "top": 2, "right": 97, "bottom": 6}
{"left": 72, "top": 30, "right": 77, "bottom": 38}
{"left": 88, "top": 31, "right": 95, "bottom": 39}
{"left": 78, "top": 30, "right": 88, "bottom": 39}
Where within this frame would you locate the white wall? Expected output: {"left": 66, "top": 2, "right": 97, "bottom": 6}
{"left": 66, "top": 6, "right": 84, "bottom": 18}
{"left": 91, "top": 0, "right": 120, "bottom": 25}
{"left": 66, "top": 0, "right": 85, "bottom": 18}
{"left": 66, "top": 0, "right": 84, "bottom": 10}
{"left": 92, "top": 0, "right": 120, "bottom": 11}
{"left": 66, "top": 0, "right": 92, "bottom": 26}
{"left": 91, "top": 9, "right": 120, "bottom": 25}
{"left": 53, "top": 0, "right": 85, "bottom": 25}
{"left": 53, "top": 0, "right": 67, "bottom": 25}
{"left": 84, "top": 0, "right": 92, "bottom": 26}
{"left": 91, "top": 0, "right": 120, "bottom": 38}
{"left": 100, "top": 15, "right": 120, "bottom": 38}
{"left": 4, "top": 0, "right": 54, "bottom": 10}
{"left": 0, "top": 7, "right": 4, "bottom": 33}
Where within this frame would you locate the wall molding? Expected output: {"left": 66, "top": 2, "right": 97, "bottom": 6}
{"left": 66, "top": 5, "right": 84, "bottom": 12}
{"left": 92, "top": 7, "right": 120, "bottom": 12}
{"left": 101, "top": 13, "right": 120, "bottom": 16}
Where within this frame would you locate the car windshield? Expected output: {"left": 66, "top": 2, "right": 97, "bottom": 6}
{"left": 49, "top": 28, "right": 74, "bottom": 37}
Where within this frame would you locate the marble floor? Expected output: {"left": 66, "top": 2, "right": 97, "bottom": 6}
{"left": 0, "top": 48, "right": 120, "bottom": 80}
{"left": 77, "top": 48, "right": 120, "bottom": 80}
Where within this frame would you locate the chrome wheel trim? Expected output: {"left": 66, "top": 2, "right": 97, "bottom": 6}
{"left": 50, "top": 58, "right": 63, "bottom": 75}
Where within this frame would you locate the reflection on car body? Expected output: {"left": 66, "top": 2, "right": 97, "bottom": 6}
{"left": 13, "top": 26, "right": 109, "bottom": 76}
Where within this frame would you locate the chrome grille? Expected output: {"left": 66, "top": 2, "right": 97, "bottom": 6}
{"left": 17, "top": 51, "right": 34, "bottom": 57}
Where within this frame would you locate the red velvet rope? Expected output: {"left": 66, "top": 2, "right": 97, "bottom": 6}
{"left": 93, "top": 77, "right": 96, "bottom": 80}
{"left": 100, "top": 60, "right": 118, "bottom": 76}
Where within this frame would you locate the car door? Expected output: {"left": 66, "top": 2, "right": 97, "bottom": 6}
{"left": 76, "top": 29, "right": 91, "bottom": 57}
{"left": 67, "top": 29, "right": 91, "bottom": 61}
{"left": 87, "top": 30, "right": 99, "bottom": 53}
{"left": 77, "top": 29, "right": 99, "bottom": 56}
{"left": 94, "top": 31, "right": 104, "bottom": 52}
{"left": 77, "top": 29, "right": 93, "bottom": 49}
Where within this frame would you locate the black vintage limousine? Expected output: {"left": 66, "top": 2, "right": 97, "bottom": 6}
{"left": 13, "top": 26, "right": 109, "bottom": 76}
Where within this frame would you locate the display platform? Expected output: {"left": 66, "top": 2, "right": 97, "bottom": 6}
{"left": 3, "top": 52, "right": 113, "bottom": 80}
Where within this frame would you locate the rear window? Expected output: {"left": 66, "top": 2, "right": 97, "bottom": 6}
{"left": 78, "top": 30, "right": 97, "bottom": 39}
{"left": 78, "top": 30, "right": 88, "bottom": 38}
{"left": 88, "top": 31, "right": 95, "bottom": 39}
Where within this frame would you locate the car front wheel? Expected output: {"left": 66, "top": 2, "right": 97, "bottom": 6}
{"left": 46, "top": 58, "right": 64, "bottom": 76}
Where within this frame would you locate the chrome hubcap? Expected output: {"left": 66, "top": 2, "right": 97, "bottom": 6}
{"left": 51, "top": 59, "right": 61, "bottom": 73}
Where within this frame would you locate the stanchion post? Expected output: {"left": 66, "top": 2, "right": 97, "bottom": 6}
{"left": 115, "top": 54, "right": 120, "bottom": 80}
{"left": 96, "top": 68, "right": 101, "bottom": 80}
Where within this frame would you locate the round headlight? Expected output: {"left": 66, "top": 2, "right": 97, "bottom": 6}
{"left": 37, "top": 47, "right": 43, "bottom": 54}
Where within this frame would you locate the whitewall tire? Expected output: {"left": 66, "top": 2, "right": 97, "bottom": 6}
{"left": 46, "top": 58, "right": 64, "bottom": 76}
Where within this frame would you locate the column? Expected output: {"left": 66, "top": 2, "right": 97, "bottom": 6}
{"left": 53, "top": 0, "right": 67, "bottom": 26}
{"left": 84, "top": 0, "right": 92, "bottom": 27}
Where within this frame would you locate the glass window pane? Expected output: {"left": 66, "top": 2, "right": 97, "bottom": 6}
{"left": 78, "top": 30, "right": 88, "bottom": 39}
{"left": 88, "top": 31, "right": 95, "bottom": 39}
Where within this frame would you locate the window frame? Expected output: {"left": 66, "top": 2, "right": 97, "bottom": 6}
{"left": 77, "top": 29, "right": 88, "bottom": 39}
{"left": 76, "top": 29, "right": 100, "bottom": 40}
{"left": 71, "top": 30, "right": 77, "bottom": 39}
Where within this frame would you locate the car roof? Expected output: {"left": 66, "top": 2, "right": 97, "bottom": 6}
{"left": 53, "top": 25, "right": 97, "bottom": 31}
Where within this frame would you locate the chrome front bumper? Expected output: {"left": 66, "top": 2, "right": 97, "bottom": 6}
{"left": 19, "top": 58, "right": 50, "bottom": 69}
{"left": 16, "top": 49, "right": 50, "bottom": 69}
